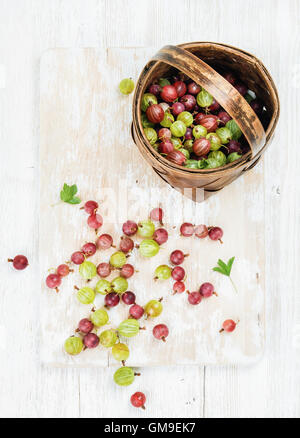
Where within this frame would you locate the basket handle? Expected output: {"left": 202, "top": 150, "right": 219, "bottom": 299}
{"left": 151, "top": 45, "right": 266, "bottom": 158}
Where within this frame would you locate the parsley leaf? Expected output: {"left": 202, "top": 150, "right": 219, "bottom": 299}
{"left": 60, "top": 183, "right": 81, "bottom": 205}
{"left": 213, "top": 257, "right": 237, "bottom": 293}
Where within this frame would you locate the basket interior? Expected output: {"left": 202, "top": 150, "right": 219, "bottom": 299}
{"left": 142, "top": 43, "right": 277, "bottom": 141}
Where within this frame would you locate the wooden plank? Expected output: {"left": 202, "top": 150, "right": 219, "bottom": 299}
{"left": 40, "top": 47, "right": 264, "bottom": 367}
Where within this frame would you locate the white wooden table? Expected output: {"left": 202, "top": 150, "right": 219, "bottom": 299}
{"left": 0, "top": 0, "right": 299, "bottom": 418}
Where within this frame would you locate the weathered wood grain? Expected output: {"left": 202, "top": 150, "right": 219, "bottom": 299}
{"left": 40, "top": 47, "right": 264, "bottom": 368}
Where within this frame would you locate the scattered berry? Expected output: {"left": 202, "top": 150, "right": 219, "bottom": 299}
{"left": 122, "top": 220, "right": 138, "bottom": 236}
{"left": 122, "top": 291, "right": 136, "bottom": 305}
{"left": 153, "top": 228, "right": 168, "bottom": 245}
{"left": 71, "top": 251, "right": 85, "bottom": 265}
{"left": 96, "top": 262, "right": 111, "bottom": 278}
{"left": 120, "top": 264, "right": 135, "bottom": 279}
{"left": 171, "top": 266, "right": 185, "bottom": 281}
{"left": 129, "top": 304, "right": 144, "bottom": 319}
{"left": 170, "top": 250, "right": 187, "bottom": 265}
{"left": 180, "top": 222, "right": 194, "bottom": 237}
{"left": 154, "top": 265, "right": 172, "bottom": 280}
{"left": 8, "top": 255, "right": 28, "bottom": 270}
{"left": 46, "top": 273, "right": 61, "bottom": 292}
{"left": 153, "top": 324, "right": 169, "bottom": 341}
{"left": 220, "top": 319, "right": 238, "bottom": 333}
{"left": 87, "top": 213, "right": 103, "bottom": 231}
{"left": 96, "top": 234, "right": 113, "bottom": 250}
{"left": 173, "top": 281, "right": 185, "bottom": 294}
{"left": 78, "top": 318, "right": 94, "bottom": 334}
{"left": 199, "top": 282, "right": 215, "bottom": 298}
{"left": 82, "top": 200, "right": 98, "bottom": 215}
{"left": 187, "top": 291, "right": 202, "bottom": 305}
{"left": 57, "top": 264, "right": 71, "bottom": 277}
{"left": 145, "top": 299, "right": 163, "bottom": 318}
{"left": 105, "top": 292, "right": 120, "bottom": 308}
{"left": 120, "top": 236, "right": 134, "bottom": 253}
{"left": 150, "top": 207, "right": 163, "bottom": 224}
{"left": 64, "top": 336, "right": 83, "bottom": 355}
{"left": 83, "top": 333, "right": 99, "bottom": 349}
{"left": 208, "top": 226, "right": 223, "bottom": 243}
{"left": 195, "top": 224, "right": 208, "bottom": 238}
{"left": 131, "top": 392, "right": 146, "bottom": 409}
{"left": 81, "top": 242, "right": 97, "bottom": 257}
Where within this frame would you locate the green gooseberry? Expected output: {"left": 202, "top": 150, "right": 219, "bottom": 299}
{"left": 118, "top": 318, "right": 140, "bottom": 338}
{"left": 177, "top": 111, "right": 193, "bottom": 127}
{"left": 170, "top": 120, "right": 187, "bottom": 137}
{"left": 196, "top": 89, "right": 213, "bottom": 108}
{"left": 227, "top": 152, "right": 242, "bottom": 163}
{"left": 226, "top": 119, "right": 242, "bottom": 140}
{"left": 170, "top": 137, "right": 182, "bottom": 149}
{"left": 158, "top": 78, "right": 170, "bottom": 87}
{"left": 113, "top": 366, "right": 135, "bottom": 386}
{"left": 119, "top": 78, "right": 135, "bottom": 95}
{"left": 110, "top": 251, "right": 127, "bottom": 268}
{"left": 111, "top": 343, "right": 130, "bottom": 362}
{"left": 138, "top": 220, "right": 155, "bottom": 238}
{"left": 95, "top": 279, "right": 112, "bottom": 295}
{"left": 99, "top": 329, "right": 118, "bottom": 348}
{"left": 76, "top": 286, "right": 95, "bottom": 304}
{"left": 64, "top": 336, "right": 83, "bottom": 355}
{"left": 178, "top": 148, "right": 190, "bottom": 159}
{"left": 144, "top": 127, "right": 157, "bottom": 145}
{"left": 245, "top": 92, "right": 254, "bottom": 103}
{"left": 184, "top": 159, "right": 199, "bottom": 169}
{"left": 193, "top": 124, "right": 207, "bottom": 139}
{"left": 145, "top": 300, "right": 163, "bottom": 318}
{"left": 216, "top": 127, "right": 232, "bottom": 144}
{"left": 184, "top": 139, "right": 194, "bottom": 153}
{"left": 154, "top": 265, "right": 172, "bottom": 280}
{"left": 200, "top": 158, "right": 220, "bottom": 169}
{"left": 111, "top": 276, "right": 128, "bottom": 294}
{"left": 91, "top": 308, "right": 109, "bottom": 327}
{"left": 141, "top": 93, "right": 157, "bottom": 112}
{"left": 208, "top": 150, "right": 227, "bottom": 166}
{"left": 152, "top": 143, "right": 159, "bottom": 152}
{"left": 206, "top": 132, "right": 222, "bottom": 151}
{"left": 139, "top": 239, "right": 160, "bottom": 257}
{"left": 160, "top": 111, "right": 174, "bottom": 128}
{"left": 141, "top": 113, "right": 155, "bottom": 128}
{"left": 79, "top": 261, "right": 97, "bottom": 280}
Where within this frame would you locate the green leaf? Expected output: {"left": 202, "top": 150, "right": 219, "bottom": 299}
{"left": 213, "top": 256, "right": 235, "bottom": 277}
{"left": 217, "top": 259, "right": 230, "bottom": 275}
{"left": 213, "top": 267, "right": 226, "bottom": 275}
{"left": 60, "top": 183, "right": 81, "bottom": 204}
{"left": 67, "top": 196, "right": 81, "bottom": 205}
{"left": 226, "top": 257, "right": 235, "bottom": 276}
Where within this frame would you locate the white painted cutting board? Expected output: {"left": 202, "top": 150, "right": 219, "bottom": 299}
{"left": 40, "top": 48, "right": 265, "bottom": 367}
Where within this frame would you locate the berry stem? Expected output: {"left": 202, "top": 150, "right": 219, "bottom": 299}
{"left": 7, "top": 258, "right": 13, "bottom": 263}
{"left": 134, "top": 373, "right": 141, "bottom": 376}
{"left": 219, "top": 328, "right": 224, "bottom": 333}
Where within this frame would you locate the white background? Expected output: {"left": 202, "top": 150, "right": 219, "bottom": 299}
{"left": 0, "top": 0, "right": 299, "bottom": 418}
